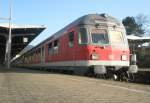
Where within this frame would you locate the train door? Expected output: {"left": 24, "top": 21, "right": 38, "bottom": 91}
{"left": 41, "top": 46, "right": 45, "bottom": 64}
{"left": 67, "top": 30, "right": 77, "bottom": 65}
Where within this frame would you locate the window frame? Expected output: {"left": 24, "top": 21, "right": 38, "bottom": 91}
{"left": 48, "top": 39, "right": 59, "bottom": 55}
{"left": 53, "top": 39, "right": 59, "bottom": 54}
{"left": 90, "top": 29, "right": 109, "bottom": 46}
{"left": 54, "top": 39, "right": 59, "bottom": 49}
{"left": 48, "top": 42, "right": 53, "bottom": 55}
{"left": 109, "top": 30, "right": 126, "bottom": 47}
{"left": 68, "top": 31, "right": 74, "bottom": 47}
{"left": 78, "top": 27, "right": 89, "bottom": 45}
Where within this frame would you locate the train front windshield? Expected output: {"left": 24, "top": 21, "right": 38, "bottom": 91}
{"left": 91, "top": 29, "right": 109, "bottom": 45}
{"left": 109, "top": 31, "right": 126, "bottom": 47}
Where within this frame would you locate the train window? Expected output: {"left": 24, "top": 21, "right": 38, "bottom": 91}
{"left": 42, "top": 47, "right": 44, "bottom": 57}
{"left": 37, "top": 49, "right": 41, "bottom": 59}
{"left": 53, "top": 40, "right": 59, "bottom": 54}
{"left": 54, "top": 40, "right": 58, "bottom": 48}
{"left": 109, "top": 31, "right": 124, "bottom": 47}
{"left": 68, "top": 31, "right": 74, "bottom": 47}
{"left": 91, "top": 29, "right": 109, "bottom": 45}
{"left": 48, "top": 42, "right": 53, "bottom": 55}
{"left": 78, "top": 28, "right": 88, "bottom": 44}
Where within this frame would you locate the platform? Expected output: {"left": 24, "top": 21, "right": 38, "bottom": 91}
{"left": 0, "top": 67, "right": 149, "bottom": 103}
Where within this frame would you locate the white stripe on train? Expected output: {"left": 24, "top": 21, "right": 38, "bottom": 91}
{"left": 19, "top": 60, "right": 129, "bottom": 67}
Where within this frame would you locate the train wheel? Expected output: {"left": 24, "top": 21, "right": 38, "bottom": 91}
{"left": 128, "top": 73, "right": 135, "bottom": 82}
{"left": 94, "top": 73, "right": 106, "bottom": 79}
{"left": 107, "top": 71, "right": 118, "bottom": 81}
{"left": 112, "top": 74, "right": 118, "bottom": 81}
{"left": 102, "top": 74, "right": 107, "bottom": 79}
{"left": 123, "top": 71, "right": 135, "bottom": 82}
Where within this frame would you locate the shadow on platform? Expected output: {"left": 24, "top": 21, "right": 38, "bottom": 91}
{"left": 0, "top": 66, "right": 50, "bottom": 74}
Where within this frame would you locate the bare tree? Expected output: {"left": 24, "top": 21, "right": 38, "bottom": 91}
{"left": 136, "top": 14, "right": 150, "bottom": 35}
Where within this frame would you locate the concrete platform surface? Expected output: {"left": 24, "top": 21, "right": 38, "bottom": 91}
{"left": 0, "top": 67, "right": 150, "bottom": 103}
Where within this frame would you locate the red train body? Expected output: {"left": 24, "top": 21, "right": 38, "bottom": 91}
{"left": 13, "top": 14, "right": 138, "bottom": 80}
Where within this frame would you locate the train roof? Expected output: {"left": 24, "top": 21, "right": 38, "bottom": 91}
{"left": 75, "top": 14, "right": 120, "bottom": 25}
{"left": 36, "top": 14, "right": 121, "bottom": 46}
{"left": 52, "top": 13, "right": 120, "bottom": 38}
{"left": 19, "top": 14, "right": 122, "bottom": 55}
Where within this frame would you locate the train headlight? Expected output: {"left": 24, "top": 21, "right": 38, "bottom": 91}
{"left": 121, "top": 55, "right": 127, "bottom": 61}
{"left": 91, "top": 53, "right": 99, "bottom": 60}
{"left": 108, "top": 54, "right": 114, "bottom": 60}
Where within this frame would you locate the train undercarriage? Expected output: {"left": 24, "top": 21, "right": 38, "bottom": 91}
{"left": 29, "top": 64, "right": 138, "bottom": 82}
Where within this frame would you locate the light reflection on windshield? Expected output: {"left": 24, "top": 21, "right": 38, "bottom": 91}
{"left": 109, "top": 31, "right": 125, "bottom": 47}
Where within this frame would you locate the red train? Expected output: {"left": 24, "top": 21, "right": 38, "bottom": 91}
{"left": 13, "top": 14, "right": 138, "bottom": 81}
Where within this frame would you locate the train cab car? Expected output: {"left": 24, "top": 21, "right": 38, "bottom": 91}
{"left": 76, "top": 14, "right": 131, "bottom": 75}
{"left": 13, "top": 14, "right": 138, "bottom": 80}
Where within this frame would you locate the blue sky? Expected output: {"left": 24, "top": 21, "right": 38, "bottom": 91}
{"left": 0, "top": 0, "right": 150, "bottom": 46}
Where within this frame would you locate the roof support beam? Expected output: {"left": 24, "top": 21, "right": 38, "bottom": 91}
{"left": 12, "top": 33, "right": 35, "bottom": 37}
{"left": 5, "top": 0, "right": 12, "bottom": 69}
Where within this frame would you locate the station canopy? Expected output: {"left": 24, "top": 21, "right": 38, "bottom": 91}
{"left": 127, "top": 35, "right": 150, "bottom": 44}
{"left": 0, "top": 23, "right": 46, "bottom": 64}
